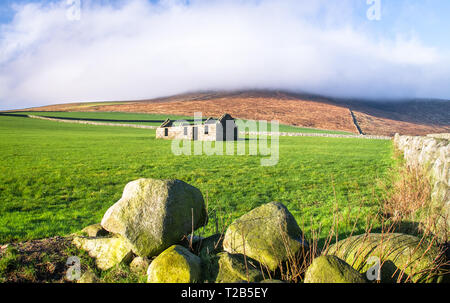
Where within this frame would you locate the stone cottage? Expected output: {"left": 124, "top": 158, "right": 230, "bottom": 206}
{"left": 156, "top": 113, "right": 238, "bottom": 141}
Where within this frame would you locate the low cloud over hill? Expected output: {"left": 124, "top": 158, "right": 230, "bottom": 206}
{"left": 1, "top": 0, "right": 450, "bottom": 109}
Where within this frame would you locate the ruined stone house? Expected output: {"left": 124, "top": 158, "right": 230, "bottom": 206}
{"left": 156, "top": 113, "right": 238, "bottom": 141}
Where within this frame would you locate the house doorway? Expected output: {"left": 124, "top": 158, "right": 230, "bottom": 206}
{"left": 192, "top": 127, "right": 198, "bottom": 141}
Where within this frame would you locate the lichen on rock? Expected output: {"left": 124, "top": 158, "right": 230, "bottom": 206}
{"left": 327, "top": 233, "right": 446, "bottom": 283}
{"left": 223, "top": 202, "right": 307, "bottom": 271}
{"left": 147, "top": 245, "right": 202, "bottom": 283}
{"left": 101, "top": 178, "right": 208, "bottom": 257}
{"left": 304, "top": 255, "right": 366, "bottom": 283}
{"left": 215, "top": 252, "right": 264, "bottom": 283}
{"left": 72, "top": 234, "right": 133, "bottom": 271}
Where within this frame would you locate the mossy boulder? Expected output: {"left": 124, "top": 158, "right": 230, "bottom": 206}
{"left": 304, "top": 255, "right": 366, "bottom": 283}
{"left": 147, "top": 245, "right": 202, "bottom": 283}
{"left": 72, "top": 235, "right": 133, "bottom": 271}
{"left": 77, "top": 270, "right": 99, "bottom": 283}
{"left": 223, "top": 202, "right": 307, "bottom": 271}
{"left": 215, "top": 252, "right": 264, "bottom": 283}
{"left": 129, "top": 256, "right": 150, "bottom": 275}
{"left": 327, "top": 233, "right": 446, "bottom": 283}
{"left": 101, "top": 178, "right": 207, "bottom": 257}
{"left": 81, "top": 223, "right": 109, "bottom": 238}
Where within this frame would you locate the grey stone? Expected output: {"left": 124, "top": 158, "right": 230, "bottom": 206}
{"left": 101, "top": 178, "right": 207, "bottom": 257}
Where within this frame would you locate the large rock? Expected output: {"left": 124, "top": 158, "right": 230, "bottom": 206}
{"left": 147, "top": 245, "right": 202, "bottom": 283}
{"left": 101, "top": 178, "right": 207, "bottom": 257}
{"left": 304, "top": 255, "right": 366, "bottom": 283}
{"left": 72, "top": 235, "right": 133, "bottom": 271}
{"left": 215, "top": 252, "right": 264, "bottom": 283}
{"left": 223, "top": 202, "right": 307, "bottom": 271}
{"left": 327, "top": 233, "right": 447, "bottom": 283}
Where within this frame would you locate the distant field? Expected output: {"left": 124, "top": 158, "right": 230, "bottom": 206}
{"left": 0, "top": 115, "right": 392, "bottom": 244}
{"left": 5, "top": 111, "right": 355, "bottom": 135}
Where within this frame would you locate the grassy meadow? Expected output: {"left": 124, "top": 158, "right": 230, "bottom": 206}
{"left": 0, "top": 114, "right": 393, "bottom": 244}
{"left": 5, "top": 111, "right": 355, "bottom": 135}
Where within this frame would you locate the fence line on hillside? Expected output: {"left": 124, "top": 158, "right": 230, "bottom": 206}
{"left": 28, "top": 115, "right": 392, "bottom": 140}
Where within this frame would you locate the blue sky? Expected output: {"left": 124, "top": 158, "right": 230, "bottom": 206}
{"left": 0, "top": 0, "right": 53, "bottom": 23}
{"left": 370, "top": 0, "right": 450, "bottom": 51}
{"left": 0, "top": 0, "right": 449, "bottom": 109}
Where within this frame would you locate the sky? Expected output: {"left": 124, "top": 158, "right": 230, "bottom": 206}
{"left": 0, "top": 0, "right": 450, "bottom": 110}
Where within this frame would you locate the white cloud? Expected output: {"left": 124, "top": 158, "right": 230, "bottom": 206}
{"left": 0, "top": 0, "right": 449, "bottom": 109}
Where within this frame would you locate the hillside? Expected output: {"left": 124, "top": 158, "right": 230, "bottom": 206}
{"left": 18, "top": 91, "right": 450, "bottom": 136}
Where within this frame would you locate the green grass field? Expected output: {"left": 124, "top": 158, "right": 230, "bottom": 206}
{"left": 5, "top": 111, "right": 354, "bottom": 135}
{"left": 0, "top": 114, "right": 393, "bottom": 244}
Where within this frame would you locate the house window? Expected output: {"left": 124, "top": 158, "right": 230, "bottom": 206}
{"left": 204, "top": 125, "right": 209, "bottom": 135}
{"left": 164, "top": 128, "right": 168, "bottom": 137}
{"left": 184, "top": 127, "right": 188, "bottom": 136}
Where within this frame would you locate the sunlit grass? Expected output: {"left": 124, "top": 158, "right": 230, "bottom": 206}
{"left": 0, "top": 115, "right": 392, "bottom": 243}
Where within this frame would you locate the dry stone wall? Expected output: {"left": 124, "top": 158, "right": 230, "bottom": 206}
{"left": 244, "top": 131, "right": 391, "bottom": 140}
{"left": 394, "top": 133, "right": 450, "bottom": 240}
{"left": 28, "top": 115, "right": 157, "bottom": 129}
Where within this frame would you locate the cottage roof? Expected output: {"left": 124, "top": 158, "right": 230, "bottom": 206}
{"left": 218, "top": 113, "right": 234, "bottom": 124}
{"left": 204, "top": 117, "right": 217, "bottom": 125}
{"left": 159, "top": 119, "right": 173, "bottom": 128}
{"left": 160, "top": 113, "right": 234, "bottom": 128}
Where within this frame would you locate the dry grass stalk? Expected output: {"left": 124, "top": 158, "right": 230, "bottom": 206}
{"left": 382, "top": 165, "right": 432, "bottom": 223}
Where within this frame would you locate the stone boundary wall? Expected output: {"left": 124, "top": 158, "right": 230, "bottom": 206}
{"left": 349, "top": 109, "right": 364, "bottom": 135}
{"left": 28, "top": 115, "right": 158, "bottom": 129}
{"left": 428, "top": 133, "right": 450, "bottom": 140}
{"left": 28, "top": 115, "right": 391, "bottom": 140}
{"left": 244, "top": 131, "right": 391, "bottom": 140}
{"left": 394, "top": 133, "right": 450, "bottom": 240}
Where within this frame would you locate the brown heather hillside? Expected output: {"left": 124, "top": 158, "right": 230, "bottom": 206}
{"left": 19, "top": 91, "right": 450, "bottom": 136}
